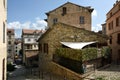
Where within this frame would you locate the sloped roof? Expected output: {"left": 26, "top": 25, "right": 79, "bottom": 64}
{"left": 46, "top": 2, "right": 93, "bottom": 15}
{"left": 38, "top": 22, "right": 108, "bottom": 44}
{"left": 7, "top": 29, "right": 15, "bottom": 35}
{"left": 22, "top": 29, "right": 42, "bottom": 35}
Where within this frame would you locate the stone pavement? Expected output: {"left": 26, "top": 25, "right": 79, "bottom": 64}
{"left": 7, "top": 65, "right": 66, "bottom": 80}
{"left": 85, "top": 64, "right": 120, "bottom": 80}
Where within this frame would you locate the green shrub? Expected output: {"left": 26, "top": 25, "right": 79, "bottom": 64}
{"left": 82, "top": 48, "right": 97, "bottom": 61}
{"left": 56, "top": 48, "right": 82, "bottom": 61}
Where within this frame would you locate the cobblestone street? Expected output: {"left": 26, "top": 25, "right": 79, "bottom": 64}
{"left": 85, "top": 64, "right": 120, "bottom": 80}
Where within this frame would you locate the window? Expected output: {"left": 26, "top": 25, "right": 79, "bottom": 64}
{"left": 62, "top": 7, "right": 67, "bottom": 15}
{"left": 3, "top": 0, "right": 5, "bottom": 8}
{"left": 34, "top": 39, "right": 37, "bottom": 41}
{"left": 108, "top": 21, "right": 113, "bottom": 30}
{"left": 44, "top": 43, "right": 48, "bottom": 54}
{"left": 3, "top": 22, "right": 5, "bottom": 43}
{"left": 8, "top": 41, "right": 11, "bottom": 45}
{"left": 53, "top": 18, "right": 58, "bottom": 24}
{"left": 9, "top": 36, "right": 11, "bottom": 39}
{"left": 109, "top": 36, "right": 112, "bottom": 44}
{"left": 80, "top": 16, "right": 85, "bottom": 24}
{"left": 28, "top": 38, "right": 31, "bottom": 41}
{"left": 2, "top": 58, "right": 5, "bottom": 80}
{"left": 116, "top": 16, "right": 120, "bottom": 27}
{"left": 118, "top": 50, "right": 120, "bottom": 61}
{"left": 8, "top": 31, "right": 11, "bottom": 33}
{"left": 110, "top": 12, "right": 112, "bottom": 17}
{"left": 34, "top": 45, "right": 36, "bottom": 48}
{"left": 116, "top": 17, "right": 119, "bottom": 26}
{"left": 117, "top": 33, "right": 120, "bottom": 44}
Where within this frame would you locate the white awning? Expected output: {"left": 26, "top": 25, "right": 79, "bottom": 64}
{"left": 60, "top": 41, "right": 97, "bottom": 49}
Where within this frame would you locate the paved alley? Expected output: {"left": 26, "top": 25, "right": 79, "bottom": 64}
{"left": 85, "top": 64, "right": 120, "bottom": 80}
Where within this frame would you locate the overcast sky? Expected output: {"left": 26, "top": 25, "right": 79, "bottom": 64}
{"left": 8, "top": 0, "right": 116, "bottom": 38}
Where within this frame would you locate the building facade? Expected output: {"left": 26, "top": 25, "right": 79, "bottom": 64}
{"left": 7, "top": 29, "right": 15, "bottom": 63}
{"left": 22, "top": 29, "right": 43, "bottom": 66}
{"left": 101, "top": 23, "right": 106, "bottom": 35}
{"left": 14, "top": 38, "right": 21, "bottom": 55}
{"left": 106, "top": 0, "right": 120, "bottom": 64}
{"left": 45, "top": 2, "right": 93, "bottom": 31}
{"left": 0, "top": 0, "right": 7, "bottom": 80}
{"left": 38, "top": 23, "right": 108, "bottom": 75}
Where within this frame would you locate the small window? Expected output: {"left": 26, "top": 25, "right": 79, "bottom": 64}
{"left": 3, "top": 0, "right": 5, "bottom": 8}
{"left": 8, "top": 31, "right": 11, "bottom": 33}
{"left": 117, "top": 33, "right": 120, "bottom": 44}
{"left": 62, "top": 7, "right": 67, "bottom": 15}
{"left": 108, "top": 21, "right": 113, "bottom": 30}
{"left": 109, "top": 36, "right": 112, "bottom": 44}
{"left": 80, "top": 16, "right": 85, "bottom": 24}
{"left": 116, "top": 17, "right": 119, "bottom": 26}
{"left": 28, "top": 38, "right": 31, "bottom": 41}
{"left": 34, "top": 45, "right": 36, "bottom": 48}
{"left": 3, "top": 22, "right": 5, "bottom": 43}
{"left": 110, "top": 12, "right": 112, "bottom": 17}
{"left": 53, "top": 18, "right": 58, "bottom": 24}
{"left": 9, "top": 36, "right": 11, "bottom": 39}
{"left": 44, "top": 43, "right": 48, "bottom": 54}
{"left": 8, "top": 41, "right": 11, "bottom": 45}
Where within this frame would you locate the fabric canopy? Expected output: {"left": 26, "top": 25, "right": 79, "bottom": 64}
{"left": 60, "top": 41, "right": 97, "bottom": 49}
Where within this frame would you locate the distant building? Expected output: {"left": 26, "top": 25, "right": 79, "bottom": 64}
{"left": 7, "top": 29, "right": 15, "bottom": 62}
{"left": 0, "top": 0, "right": 7, "bottom": 79}
{"left": 45, "top": 2, "right": 93, "bottom": 31}
{"left": 14, "top": 38, "right": 21, "bottom": 55}
{"left": 22, "top": 29, "right": 43, "bottom": 66}
{"left": 106, "top": 0, "right": 120, "bottom": 64}
{"left": 101, "top": 23, "right": 106, "bottom": 35}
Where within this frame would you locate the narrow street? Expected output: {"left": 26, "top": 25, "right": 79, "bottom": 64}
{"left": 7, "top": 65, "right": 66, "bottom": 80}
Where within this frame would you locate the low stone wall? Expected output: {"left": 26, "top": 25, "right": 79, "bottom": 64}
{"left": 51, "top": 62, "right": 82, "bottom": 80}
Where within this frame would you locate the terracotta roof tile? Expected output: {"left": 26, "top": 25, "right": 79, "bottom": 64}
{"left": 22, "top": 29, "right": 42, "bottom": 34}
{"left": 7, "top": 29, "right": 15, "bottom": 35}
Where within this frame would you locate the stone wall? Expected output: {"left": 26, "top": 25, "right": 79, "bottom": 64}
{"left": 47, "top": 2, "right": 92, "bottom": 31}
{"left": 51, "top": 62, "right": 82, "bottom": 80}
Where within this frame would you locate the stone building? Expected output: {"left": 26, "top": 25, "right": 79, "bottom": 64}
{"left": 45, "top": 2, "right": 93, "bottom": 31}
{"left": 0, "top": 0, "right": 7, "bottom": 79}
{"left": 14, "top": 38, "right": 22, "bottom": 63}
{"left": 101, "top": 23, "right": 106, "bottom": 35}
{"left": 38, "top": 23, "right": 107, "bottom": 77}
{"left": 106, "top": 0, "right": 120, "bottom": 64}
{"left": 22, "top": 29, "right": 43, "bottom": 66}
{"left": 7, "top": 29, "right": 15, "bottom": 63}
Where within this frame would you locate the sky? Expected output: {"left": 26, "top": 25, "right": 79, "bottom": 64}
{"left": 8, "top": 0, "right": 116, "bottom": 38}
